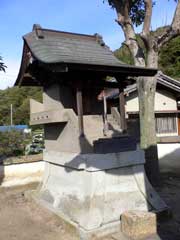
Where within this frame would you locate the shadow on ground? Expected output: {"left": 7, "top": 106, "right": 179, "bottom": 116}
{"left": 156, "top": 172, "right": 180, "bottom": 240}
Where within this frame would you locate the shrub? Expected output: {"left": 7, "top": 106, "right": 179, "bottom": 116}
{"left": 0, "top": 130, "right": 26, "bottom": 157}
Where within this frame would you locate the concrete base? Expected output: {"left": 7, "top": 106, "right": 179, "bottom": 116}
{"left": 0, "top": 161, "right": 44, "bottom": 187}
{"left": 34, "top": 148, "right": 168, "bottom": 237}
{"left": 34, "top": 192, "right": 122, "bottom": 240}
{"left": 31, "top": 187, "right": 122, "bottom": 239}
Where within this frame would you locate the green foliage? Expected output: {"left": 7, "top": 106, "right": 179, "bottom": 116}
{"left": 159, "top": 36, "right": 180, "bottom": 79}
{"left": 0, "top": 130, "right": 26, "bottom": 157}
{"left": 114, "top": 33, "right": 180, "bottom": 79}
{"left": 129, "top": 0, "right": 147, "bottom": 26}
{"left": 114, "top": 44, "right": 134, "bottom": 65}
{"left": 105, "top": 0, "right": 176, "bottom": 27}
{"left": 0, "top": 86, "right": 42, "bottom": 125}
{"left": 105, "top": 0, "right": 156, "bottom": 26}
{"left": 0, "top": 56, "right": 6, "bottom": 72}
{"left": 114, "top": 34, "right": 146, "bottom": 64}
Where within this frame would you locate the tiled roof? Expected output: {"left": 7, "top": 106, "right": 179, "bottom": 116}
{"left": 15, "top": 24, "right": 158, "bottom": 86}
{"left": 24, "top": 24, "right": 124, "bottom": 67}
{"left": 123, "top": 72, "right": 180, "bottom": 95}
{"left": 102, "top": 72, "right": 180, "bottom": 99}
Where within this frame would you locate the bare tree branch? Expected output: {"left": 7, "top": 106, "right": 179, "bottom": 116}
{"left": 172, "top": 0, "right": 180, "bottom": 32}
{"left": 158, "top": 0, "right": 180, "bottom": 48}
{"left": 140, "top": 0, "right": 154, "bottom": 52}
{"left": 142, "top": 0, "right": 153, "bottom": 36}
{"left": 157, "top": 27, "right": 178, "bottom": 48}
{"left": 113, "top": 0, "right": 131, "bottom": 26}
{"left": 112, "top": 0, "right": 145, "bottom": 66}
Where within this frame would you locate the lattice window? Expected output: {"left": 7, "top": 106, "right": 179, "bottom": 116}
{"left": 156, "top": 116, "right": 177, "bottom": 134}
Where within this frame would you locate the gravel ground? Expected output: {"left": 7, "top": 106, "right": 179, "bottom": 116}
{"left": 0, "top": 174, "right": 180, "bottom": 240}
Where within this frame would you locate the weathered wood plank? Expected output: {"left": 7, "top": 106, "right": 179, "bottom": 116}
{"left": 76, "top": 88, "right": 84, "bottom": 137}
{"left": 119, "top": 87, "right": 127, "bottom": 132}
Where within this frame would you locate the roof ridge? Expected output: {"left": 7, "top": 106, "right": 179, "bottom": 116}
{"left": 34, "top": 27, "right": 97, "bottom": 39}
{"left": 158, "top": 72, "right": 180, "bottom": 86}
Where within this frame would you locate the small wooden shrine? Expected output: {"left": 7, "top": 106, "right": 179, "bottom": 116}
{"left": 15, "top": 24, "right": 167, "bottom": 238}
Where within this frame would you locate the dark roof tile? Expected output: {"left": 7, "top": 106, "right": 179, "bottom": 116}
{"left": 24, "top": 28, "right": 124, "bottom": 66}
{"left": 15, "top": 25, "right": 158, "bottom": 86}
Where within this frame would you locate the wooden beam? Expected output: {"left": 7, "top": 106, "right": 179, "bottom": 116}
{"left": 76, "top": 88, "right": 84, "bottom": 137}
{"left": 68, "top": 63, "right": 157, "bottom": 77}
{"left": 119, "top": 87, "right": 127, "bottom": 132}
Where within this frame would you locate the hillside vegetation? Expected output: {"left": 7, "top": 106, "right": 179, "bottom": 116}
{"left": 0, "top": 86, "right": 42, "bottom": 126}
{"left": 114, "top": 33, "right": 180, "bottom": 79}
{"left": 159, "top": 36, "right": 180, "bottom": 79}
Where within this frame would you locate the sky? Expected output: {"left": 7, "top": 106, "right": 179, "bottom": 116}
{"left": 0, "top": 0, "right": 177, "bottom": 89}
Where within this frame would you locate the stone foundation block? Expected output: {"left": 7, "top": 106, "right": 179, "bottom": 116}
{"left": 121, "top": 210, "right": 156, "bottom": 239}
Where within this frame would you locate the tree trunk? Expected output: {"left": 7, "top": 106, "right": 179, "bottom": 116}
{"left": 137, "top": 76, "right": 160, "bottom": 185}
{"left": 137, "top": 49, "right": 160, "bottom": 185}
{"left": 114, "top": 3, "right": 160, "bottom": 185}
{"left": 111, "top": 0, "right": 180, "bottom": 186}
{"left": 138, "top": 0, "right": 180, "bottom": 185}
{"left": 137, "top": 77, "right": 157, "bottom": 149}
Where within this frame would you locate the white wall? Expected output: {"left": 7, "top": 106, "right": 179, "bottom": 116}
{"left": 126, "top": 92, "right": 139, "bottom": 112}
{"left": 155, "top": 91, "right": 177, "bottom": 111}
{"left": 126, "top": 90, "right": 177, "bottom": 112}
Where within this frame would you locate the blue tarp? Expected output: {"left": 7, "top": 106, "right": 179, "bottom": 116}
{"left": 0, "top": 125, "right": 28, "bottom": 132}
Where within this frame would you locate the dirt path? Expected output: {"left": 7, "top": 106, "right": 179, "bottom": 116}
{"left": 0, "top": 183, "right": 77, "bottom": 240}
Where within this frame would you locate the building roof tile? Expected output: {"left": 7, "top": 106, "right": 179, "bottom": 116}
{"left": 15, "top": 24, "right": 158, "bottom": 86}
{"left": 24, "top": 26, "right": 124, "bottom": 67}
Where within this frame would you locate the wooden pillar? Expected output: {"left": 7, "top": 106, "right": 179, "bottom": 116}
{"left": 76, "top": 88, "right": 84, "bottom": 137}
{"left": 119, "top": 86, "right": 127, "bottom": 132}
{"left": 103, "top": 93, "right": 109, "bottom": 136}
{"left": 178, "top": 115, "right": 180, "bottom": 136}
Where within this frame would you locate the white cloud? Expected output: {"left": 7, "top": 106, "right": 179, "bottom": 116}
{"left": 0, "top": 59, "right": 20, "bottom": 90}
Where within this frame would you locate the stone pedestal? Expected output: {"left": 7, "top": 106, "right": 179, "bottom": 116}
{"left": 35, "top": 147, "right": 167, "bottom": 238}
